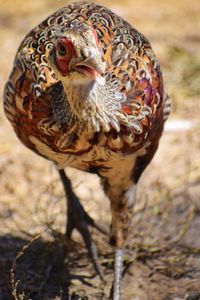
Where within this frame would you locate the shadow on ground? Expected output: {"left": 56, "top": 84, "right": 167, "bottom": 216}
{"left": 0, "top": 234, "right": 108, "bottom": 300}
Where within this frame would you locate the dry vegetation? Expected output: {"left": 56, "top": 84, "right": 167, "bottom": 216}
{"left": 0, "top": 0, "right": 200, "bottom": 299}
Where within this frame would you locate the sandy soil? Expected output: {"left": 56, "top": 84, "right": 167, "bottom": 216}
{"left": 0, "top": 0, "right": 200, "bottom": 299}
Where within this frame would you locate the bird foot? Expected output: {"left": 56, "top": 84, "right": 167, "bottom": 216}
{"left": 58, "top": 169, "right": 108, "bottom": 281}
{"left": 66, "top": 195, "right": 106, "bottom": 280}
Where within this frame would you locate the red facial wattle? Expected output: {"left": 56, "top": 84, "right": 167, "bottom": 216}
{"left": 54, "top": 32, "right": 101, "bottom": 79}
{"left": 55, "top": 37, "right": 76, "bottom": 76}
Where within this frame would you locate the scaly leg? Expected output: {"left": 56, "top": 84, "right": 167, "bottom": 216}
{"left": 113, "top": 249, "right": 124, "bottom": 300}
{"left": 109, "top": 246, "right": 125, "bottom": 299}
{"left": 108, "top": 184, "right": 137, "bottom": 299}
{"left": 58, "top": 169, "right": 108, "bottom": 280}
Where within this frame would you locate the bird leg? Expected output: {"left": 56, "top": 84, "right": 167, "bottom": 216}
{"left": 113, "top": 248, "right": 124, "bottom": 300}
{"left": 109, "top": 209, "right": 127, "bottom": 300}
{"left": 58, "top": 169, "right": 108, "bottom": 280}
{"left": 108, "top": 184, "right": 137, "bottom": 300}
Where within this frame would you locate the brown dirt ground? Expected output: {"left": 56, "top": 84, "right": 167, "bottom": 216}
{"left": 0, "top": 0, "right": 200, "bottom": 299}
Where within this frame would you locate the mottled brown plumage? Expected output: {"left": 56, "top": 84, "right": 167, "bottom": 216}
{"left": 3, "top": 2, "right": 170, "bottom": 299}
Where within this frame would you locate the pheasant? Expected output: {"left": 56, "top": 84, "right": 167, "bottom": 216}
{"left": 3, "top": 2, "right": 170, "bottom": 299}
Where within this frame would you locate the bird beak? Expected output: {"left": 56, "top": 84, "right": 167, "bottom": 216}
{"left": 70, "top": 49, "right": 106, "bottom": 85}
{"left": 75, "top": 54, "right": 106, "bottom": 76}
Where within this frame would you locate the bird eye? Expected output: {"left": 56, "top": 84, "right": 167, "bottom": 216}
{"left": 57, "top": 42, "right": 67, "bottom": 56}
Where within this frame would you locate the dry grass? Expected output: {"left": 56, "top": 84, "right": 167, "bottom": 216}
{"left": 0, "top": 0, "right": 200, "bottom": 299}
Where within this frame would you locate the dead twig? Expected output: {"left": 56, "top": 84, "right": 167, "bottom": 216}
{"left": 10, "top": 231, "right": 43, "bottom": 300}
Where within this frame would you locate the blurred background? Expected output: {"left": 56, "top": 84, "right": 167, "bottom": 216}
{"left": 0, "top": 0, "right": 200, "bottom": 299}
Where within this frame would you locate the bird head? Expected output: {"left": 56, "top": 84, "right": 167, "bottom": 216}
{"left": 49, "top": 23, "right": 106, "bottom": 87}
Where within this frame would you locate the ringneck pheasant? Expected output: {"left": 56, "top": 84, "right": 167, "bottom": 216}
{"left": 3, "top": 2, "right": 170, "bottom": 299}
